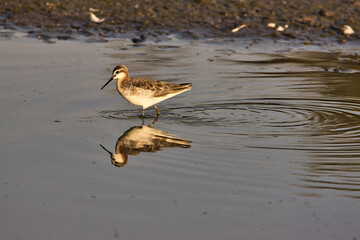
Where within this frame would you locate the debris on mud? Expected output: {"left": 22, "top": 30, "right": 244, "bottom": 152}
{"left": 1, "top": 0, "right": 359, "bottom": 42}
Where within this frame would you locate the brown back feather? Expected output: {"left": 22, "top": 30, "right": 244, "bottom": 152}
{"left": 122, "top": 77, "right": 191, "bottom": 97}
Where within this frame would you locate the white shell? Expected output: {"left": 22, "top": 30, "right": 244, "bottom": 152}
{"left": 276, "top": 26, "right": 285, "bottom": 32}
{"left": 342, "top": 25, "right": 355, "bottom": 35}
{"left": 231, "top": 24, "right": 247, "bottom": 33}
{"left": 89, "top": 11, "right": 105, "bottom": 23}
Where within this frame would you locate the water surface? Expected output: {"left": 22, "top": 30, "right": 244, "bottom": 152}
{"left": 1, "top": 34, "right": 360, "bottom": 239}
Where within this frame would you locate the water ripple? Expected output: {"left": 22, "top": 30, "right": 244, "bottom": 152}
{"left": 100, "top": 97, "right": 360, "bottom": 143}
{"left": 99, "top": 44, "right": 360, "bottom": 198}
{"left": 171, "top": 98, "right": 360, "bottom": 134}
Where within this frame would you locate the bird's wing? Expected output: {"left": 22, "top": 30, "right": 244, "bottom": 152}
{"left": 153, "top": 81, "right": 191, "bottom": 97}
{"left": 130, "top": 78, "right": 191, "bottom": 97}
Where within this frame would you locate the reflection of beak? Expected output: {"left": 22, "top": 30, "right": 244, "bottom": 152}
{"left": 100, "top": 144, "right": 112, "bottom": 155}
{"left": 101, "top": 77, "right": 113, "bottom": 90}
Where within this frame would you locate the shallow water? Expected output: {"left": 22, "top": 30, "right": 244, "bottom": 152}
{"left": 1, "top": 33, "right": 360, "bottom": 239}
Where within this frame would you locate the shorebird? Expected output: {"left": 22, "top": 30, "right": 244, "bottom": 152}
{"left": 101, "top": 65, "right": 192, "bottom": 117}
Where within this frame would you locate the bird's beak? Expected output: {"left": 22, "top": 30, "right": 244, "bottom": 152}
{"left": 100, "top": 144, "right": 112, "bottom": 156}
{"left": 101, "top": 76, "right": 113, "bottom": 90}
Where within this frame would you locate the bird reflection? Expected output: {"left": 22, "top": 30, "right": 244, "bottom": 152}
{"left": 100, "top": 117, "right": 191, "bottom": 167}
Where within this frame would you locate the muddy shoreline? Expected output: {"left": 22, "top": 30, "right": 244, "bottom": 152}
{"left": 1, "top": 0, "right": 360, "bottom": 42}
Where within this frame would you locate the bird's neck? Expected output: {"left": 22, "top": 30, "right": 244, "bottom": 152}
{"left": 116, "top": 72, "right": 130, "bottom": 92}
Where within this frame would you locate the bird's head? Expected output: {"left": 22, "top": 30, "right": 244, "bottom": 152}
{"left": 101, "top": 65, "right": 128, "bottom": 90}
{"left": 100, "top": 144, "right": 128, "bottom": 167}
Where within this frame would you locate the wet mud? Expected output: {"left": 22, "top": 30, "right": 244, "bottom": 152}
{"left": 1, "top": 0, "right": 360, "bottom": 42}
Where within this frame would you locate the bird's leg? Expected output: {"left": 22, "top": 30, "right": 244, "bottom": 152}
{"left": 148, "top": 116, "right": 159, "bottom": 127}
{"left": 153, "top": 105, "right": 160, "bottom": 116}
{"left": 140, "top": 108, "right": 145, "bottom": 118}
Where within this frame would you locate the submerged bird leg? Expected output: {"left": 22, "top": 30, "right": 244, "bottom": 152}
{"left": 140, "top": 108, "right": 145, "bottom": 118}
{"left": 148, "top": 116, "right": 159, "bottom": 128}
{"left": 153, "top": 105, "right": 160, "bottom": 116}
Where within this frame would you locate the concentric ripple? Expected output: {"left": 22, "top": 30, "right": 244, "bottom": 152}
{"left": 185, "top": 98, "right": 360, "bottom": 134}
{"left": 100, "top": 97, "right": 360, "bottom": 139}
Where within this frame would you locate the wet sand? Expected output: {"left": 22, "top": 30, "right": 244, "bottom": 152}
{"left": 1, "top": 0, "right": 360, "bottom": 42}
{"left": 1, "top": 33, "right": 360, "bottom": 239}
